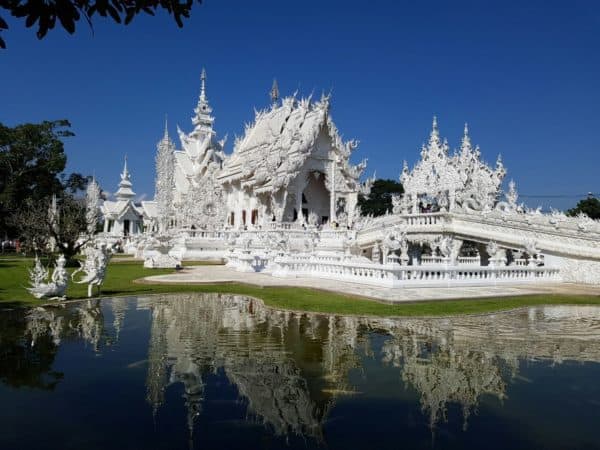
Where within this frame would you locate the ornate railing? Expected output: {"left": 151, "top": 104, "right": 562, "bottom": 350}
{"left": 272, "top": 256, "right": 560, "bottom": 287}
{"left": 457, "top": 256, "right": 481, "bottom": 265}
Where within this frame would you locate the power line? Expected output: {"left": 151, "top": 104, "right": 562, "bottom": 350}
{"left": 519, "top": 194, "right": 594, "bottom": 199}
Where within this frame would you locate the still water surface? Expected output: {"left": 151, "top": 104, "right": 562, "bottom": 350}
{"left": 1, "top": 294, "right": 600, "bottom": 449}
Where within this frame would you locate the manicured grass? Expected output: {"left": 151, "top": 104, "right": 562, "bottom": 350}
{"left": 1, "top": 257, "right": 600, "bottom": 316}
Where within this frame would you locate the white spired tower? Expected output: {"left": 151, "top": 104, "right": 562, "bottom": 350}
{"left": 161, "top": 68, "right": 228, "bottom": 231}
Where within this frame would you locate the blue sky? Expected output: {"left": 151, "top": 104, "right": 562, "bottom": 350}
{"left": 1, "top": 0, "right": 599, "bottom": 209}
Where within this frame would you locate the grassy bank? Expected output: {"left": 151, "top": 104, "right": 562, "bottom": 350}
{"left": 1, "top": 257, "right": 600, "bottom": 316}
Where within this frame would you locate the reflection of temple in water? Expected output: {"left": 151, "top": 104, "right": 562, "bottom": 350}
{"left": 21, "top": 295, "right": 600, "bottom": 438}
{"left": 138, "top": 294, "right": 359, "bottom": 440}
{"left": 25, "top": 299, "right": 106, "bottom": 350}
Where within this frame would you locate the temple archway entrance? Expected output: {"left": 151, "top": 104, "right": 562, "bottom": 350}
{"left": 303, "top": 171, "right": 330, "bottom": 224}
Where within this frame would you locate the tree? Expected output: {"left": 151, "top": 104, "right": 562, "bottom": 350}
{"left": 0, "top": 0, "right": 202, "bottom": 49}
{"left": 11, "top": 194, "right": 92, "bottom": 261}
{"left": 0, "top": 120, "right": 85, "bottom": 238}
{"left": 357, "top": 179, "right": 404, "bottom": 217}
{"left": 567, "top": 196, "right": 600, "bottom": 220}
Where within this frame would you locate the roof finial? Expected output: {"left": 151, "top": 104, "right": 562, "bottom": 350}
{"left": 432, "top": 115, "right": 438, "bottom": 131}
{"left": 122, "top": 154, "right": 129, "bottom": 179}
{"left": 163, "top": 114, "right": 169, "bottom": 140}
{"left": 200, "top": 68, "right": 207, "bottom": 102}
{"left": 270, "top": 78, "right": 279, "bottom": 104}
{"left": 464, "top": 122, "right": 469, "bottom": 137}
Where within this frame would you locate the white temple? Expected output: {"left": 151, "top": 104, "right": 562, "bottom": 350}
{"left": 135, "top": 71, "right": 370, "bottom": 233}
{"left": 100, "top": 157, "right": 144, "bottom": 237}
{"left": 97, "top": 69, "right": 600, "bottom": 286}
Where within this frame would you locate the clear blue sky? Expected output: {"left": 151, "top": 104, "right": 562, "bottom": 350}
{"left": 1, "top": 0, "right": 599, "bottom": 209}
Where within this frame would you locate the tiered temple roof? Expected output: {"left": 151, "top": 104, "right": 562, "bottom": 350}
{"left": 219, "top": 94, "right": 367, "bottom": 195}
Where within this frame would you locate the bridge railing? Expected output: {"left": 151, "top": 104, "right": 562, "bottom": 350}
{"left": 272, "top": 256, "right": 560, "bottom": 287}
{"left": 457, "top": 256, "right": 481, "bottom": 265}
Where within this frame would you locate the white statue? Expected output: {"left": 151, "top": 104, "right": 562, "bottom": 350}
{"left": 307, "top": 211, "right": 320, "bottom": 227}
{"left": 27, "top": 254, "right": 68, "bottom": 300}
{"left": 486, "top": 241, "right": 499, "bottom": 259}
{"left": 72, "top": 244, "right": 111, "bottom": 297}
{"left": 524, "top": 239, "right": 541, "bottom": 266}
{"left": 383, "top": 228, "right": 404, "bottom": 265}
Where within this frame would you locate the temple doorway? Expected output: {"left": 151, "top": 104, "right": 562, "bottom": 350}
{"left": 303, "top": 172, "right": 330, "bottom": 223}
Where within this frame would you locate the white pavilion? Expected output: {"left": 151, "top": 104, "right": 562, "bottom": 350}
{"left": 100, "top": 157, "right": 145, "bottom": 237}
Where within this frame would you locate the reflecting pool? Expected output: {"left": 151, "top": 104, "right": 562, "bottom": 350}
{"left": 1, "top": 294, "right": 600, "bottom": 449}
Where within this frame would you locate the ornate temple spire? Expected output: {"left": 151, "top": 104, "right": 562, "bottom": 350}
{"left": 163, "top": 114, "right": 169, "bottom": 141}
{"left": 461, "top": 122, "right": 472, "bottom": 153}
{"left": 427, "top": 115, "right": 447, "bottom": 156}
{"left": 270, "top": 78, "right": 279, "bottom": 104}
{"left": 200, "top": 68, "right": 207, "bottom": 102}
{"left": 86, "top": 175, "right": 101, "bottom": 235}
{"left": 115, "top": 156, "right": 136, "bottom": 201}
{"left": 191, "top": 67, "right": 215, "bottom": 137}
{"left": 155, "top": 119, "right": 175, "bottom": 226}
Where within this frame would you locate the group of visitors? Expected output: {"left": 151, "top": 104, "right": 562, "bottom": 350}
{"left": 418, "top": 201, "right": 438, "bottom": 214}
{"left": 1, "top": 239, "right": 19, "bottom": 253}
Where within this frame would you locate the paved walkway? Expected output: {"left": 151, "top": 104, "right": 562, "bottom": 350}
{"left": 141, "top": 265, "right": 600, "bottom": 303}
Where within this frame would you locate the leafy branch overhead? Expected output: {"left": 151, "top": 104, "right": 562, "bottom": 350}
{"left": 0, "top": 0, "right": 202, "bottom": 49}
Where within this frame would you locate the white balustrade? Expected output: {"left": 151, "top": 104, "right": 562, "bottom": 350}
{"left": 271, "top": 256, "right": 560, "bottom": 287}
{"left": 421, "top": 255, "right": 445, "bottom": 265}
{"left": 457, "top": 256, "right": 481, "bottom": 265}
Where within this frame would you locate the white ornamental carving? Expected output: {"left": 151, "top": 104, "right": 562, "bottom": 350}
{"left": 27, "top": 255, "right": 69, "bottom": 300}
{"left": 72, "top": 244, "right": 111, "bottom": 297}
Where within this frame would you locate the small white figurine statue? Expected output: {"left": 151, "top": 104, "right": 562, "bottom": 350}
{"left": 72, "top": 244, "right": 111, "bottom": 297}
{"left": 27, "top": 254, "right": 68, "bottom": 300}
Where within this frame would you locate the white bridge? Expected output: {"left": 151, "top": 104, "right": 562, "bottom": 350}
{"left": 152, "top": 205, "right": 600, "bottom": 287}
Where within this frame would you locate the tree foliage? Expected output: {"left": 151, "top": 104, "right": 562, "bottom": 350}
{"left": 11, "top": 194, "right": 92, "bottom": 260}
{"left": 357, "top": 178, "right": 404, "bottom": 217}
{"left": 567, "top": 197, "right": 600, "bottom": 220}
{"left": 0, "top": 120, "right": 85, "bottom": 238}
{"left": 0, "top": 0, "right": 202, "bottom": 48}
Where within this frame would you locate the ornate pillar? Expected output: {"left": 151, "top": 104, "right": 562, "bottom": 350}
{"left": 329, "top": 158, "right": 337, "bottom": 225}
{"left": 296, "top": 185, "right": 304, "bottom": 224}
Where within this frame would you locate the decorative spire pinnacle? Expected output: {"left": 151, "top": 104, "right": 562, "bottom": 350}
{"left": 163, "top": 114, "right": 169, "bottom": 140}
{"left": 122, "top": 155, "right": 129, "bottom": 180}
{"left": 428, "top": 115, "right": 442, "bottom": 150}
{"left": 192, "top": 67, "right": 215, "bottom": 137}
{"left": 116, "top": 155, "right": 136, "bottom": 201}
{"left": 270, "top": 78, "right": 279, "bottom": 104}
{"left": 461, "top": 122, "right": 472, "bottom": 153}
{"left": 200, "top": 68, "right": 207, "bottom": 103}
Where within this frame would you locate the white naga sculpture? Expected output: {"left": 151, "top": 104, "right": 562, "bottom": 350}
{"left": 27, "top": 255, "right": 69, "bottom": 300}
{"left": 72, "top": 244, "right": 111, "bottom": 297}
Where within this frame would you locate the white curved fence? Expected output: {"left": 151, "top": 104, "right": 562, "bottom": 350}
{"left": 271, "top": 257, "right": 560, "bottom": 287}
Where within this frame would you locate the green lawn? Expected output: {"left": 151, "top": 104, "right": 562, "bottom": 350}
{"left": 1, "top": 257, "right": 600, "bottom": 316}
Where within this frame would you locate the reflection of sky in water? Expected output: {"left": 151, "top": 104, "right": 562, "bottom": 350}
{"left": 1, "top": 295, "right": 600, "bottom": 450}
